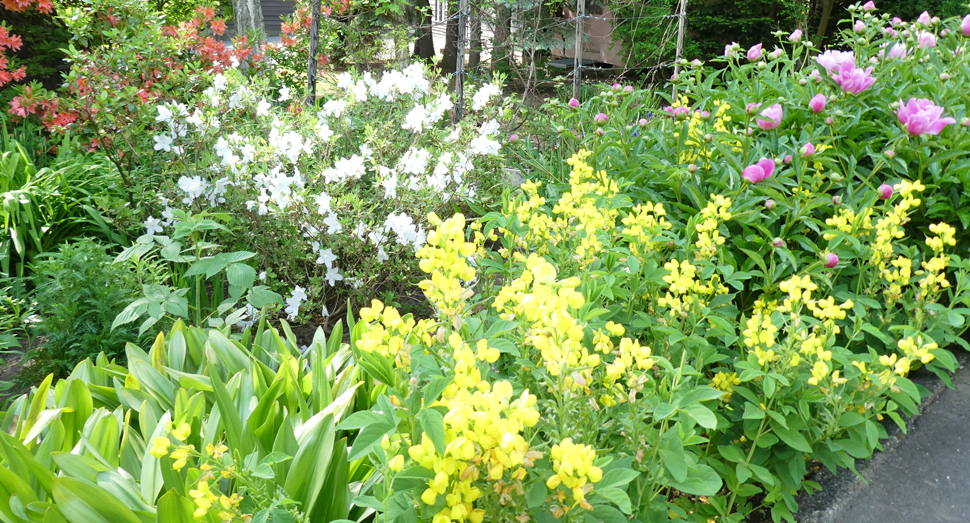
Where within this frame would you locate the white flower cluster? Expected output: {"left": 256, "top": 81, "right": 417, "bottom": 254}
{"left": 284, "top": 285, "right": 307, "bottom": 320}
{"left": 472, "top": 83, "right": 502, "bottom": 111}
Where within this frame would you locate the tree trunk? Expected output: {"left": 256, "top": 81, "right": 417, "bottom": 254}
{"left": 815, "top": 0, "right": 835, "bottom": 44}
{"left": 468, "top": 2, "right": 481, "bottom": 71}
{"left": 231, "top": 0, "right": 265, "bottom": 43}
{"left": 441, "top": 0, "right": 459, "bottom": 73}
{"left": 490, "top": 5, "right": 512, "bottom": 70}
{"left": 412, "top": 0, "right": 436, "bottom": 62}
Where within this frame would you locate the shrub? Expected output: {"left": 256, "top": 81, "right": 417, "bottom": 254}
{"left": 133, "top": 63, "right": 508, "bottom": 326}
{"left": 25, "top": 239, "right": 143, "bottom": 379}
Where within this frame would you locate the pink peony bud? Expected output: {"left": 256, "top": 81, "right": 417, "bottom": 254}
{"left": 940, "top": 73, "right": 950, "bottom": 81}
{"left": 765, "top": 199, "right": 776, "bottom": 210}
{"left": 823, "top": 252, "right": 839, "bottom": 268}
{"left": 885, "top": 149, "right": 896, "bottom": 158}
{"left": 747, "top": 43, "right": 763, "bottom": 61}
{"left": 692, "top": 59, "right": 703, "bottom": 67}
{"left": 568, "top": 97, "right": 579, "bottom": 109}
{"left": 639, "top": 118, "right": 648, "bottom": 127}
{"left": 756, "top": 104, "right": 783, "bottom": 130}
{"left": 594, "top": 113, "right": 608, "bottom": 125}
{"left": 789, "top": 29, "right": 803, "bottom": 42}
{"left": 961, "top": 118, "right": 970, "bottom": 127}
{"left": 623, "top": 85, "right": 634, "bottom": 94}
{"left": 833, "top": 195, "right": 843, "bottom": 205}
{"left": 862, "top": 1, "right": 875, "bottom": 10}
{"left": 917, "top": 11, "right": 932, "bottom": 26}
{"left": 742, "top": 158, "right": 776, "bottom": 183}
{"left": 509, "top": 134, "right": 519, "bottom": 143}
{"left": 809, "top": 93, "right": 826, "bottom": 113}
{"left": 687, "top": 163, "right": 698, "bottom": 173}
{"left": 801, "top": 142, "right": 816, "bottom": 157}
{"left": 878, "top": 184, "right": 893, "bottom": 199}
{"left": 770, "top": 48, "right": 784, "bottom": 60}
{"left": 746, "top": 102, "right": 762, "bottom": 115}
{"left": 698, "top": 110, "right": 711, "bottom": 121}
{"left": 825, "top": 117, "right": 834, "bottom": 125}
{"left": 784, "top": 154, "right": 793, "bottom": 164}
{"left": 962, "top": 14, "right": 970, "bottom": 37}
{"left": 772, "top": 237, "right": 785, "bottom": 247}
{"left": 595, "top": 128, "right": 605, "bottom": 136}
{"left": 854, "top": 20, "right": 866, "bottom": 33}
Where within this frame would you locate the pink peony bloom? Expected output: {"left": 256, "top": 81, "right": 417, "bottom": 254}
{"left": 823, "top": 253, "right": 839, "bottom": 268}
{"left": 568, "top": 97, "right": 579, "bottom": 109}
{"left": 878, "top": 184, "right": 893, "bottom": 199}
{"left": 801, "top": 142, "right": 816, "bottom": 157}
{"left": 816, "top": 50, "right": 856, "bottom": 74}
{"left": 756, "top": 104, "right": 783, "bottom": 130}
{"left": 962, "top": 14, "right": 970, "bottom": 36}
{"left": 832, "top": 63, "right": 876, "bottom": 94}
{"left": 742, "top": 158, "right": 776, "bottom": 183}
{"left": 896, "top": 97, "right": 956, "bottom": 136}
{"left": 862, "top": 1, "right": 876, "bottom": 10}
{"left": 747, "top": 43, "right": 763, "bottom": 61}
{"left": 917, "top": 30, "right": 937, "bottom": 48}
{"left": 917, "top": 11, "right": 932, "bottom": 26}
{"left": 789, "top": 29, "right": 802, "bottom": 42}
{"left": 854, "top": 20, "right": 866, "bottom": 33}
{"left": 725, "top": 42, "right": 738, "bottom": 57}
{"left": 883, "top": 42, "right": 907, "bottom": 59}
{"left": 809, "top": 93, "right": 826, "bottom": 113}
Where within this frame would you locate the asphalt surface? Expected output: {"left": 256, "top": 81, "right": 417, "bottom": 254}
{"left": 796, "top": 352, "right": 970, "bottom": 523}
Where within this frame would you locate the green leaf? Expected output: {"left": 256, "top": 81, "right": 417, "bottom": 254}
{"left": 596, "top": 468, "right": 640, "bottom": 490}
{"left": 526, "top": 482, "right": 547, "bottom": 509}
{"left": 667, "top": 463, "right": 722, "bottom": 496}
{"left": 718, "top": 445, "right": 746, "bottom": 463}
{"left": 285, "top": 414, "right": 335, "bottom": 516}
{"left": 51, "top": 478, "right": 142, "bottom": 523}
{"left": 416, "top": 409, "right": 446, "bottom": 455}
{"left": 685, "top": 404, "right": 717, "bottom": 429}
{"left": 595, "top": 487, "right": 633, "bottom": 514}
{"left": 155, "top": 490, "right": 195, "bottom": 522}
{"left": 771, "top": 418, "right": 812, "bottom": 453}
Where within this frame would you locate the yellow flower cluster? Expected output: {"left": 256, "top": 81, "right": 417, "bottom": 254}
{"left": 621, "top": 202, "right": 672, "bottom": 258}
{"left": 357, "top": 299, "right": 434, "bottom": 369}
{"left": 673, "top": 98, "right": 734, "bottom": 165}
{"left": 506, "top": 180, "right": 561, "bottom": 253}
{"left": 492, "top": 253, "right": 598, "bottom": 389}
{"left": 546, "top": 438, "right": 603, "bottom": 512}
{"left": 897, "top": 334, "right": 938, "bottom": 366}
{"left": 870, "top": 180, "right": 924, "bottom": 269}
{"left": 603, "top": 337, "right": 656, "bottom": 390}
{"left": 880, "top": 256, "right": 913, "bottom": 302}
{"left": 409, "top": 381, "right": 542, "bottom": 523}
{"left": 658, "top": 259, "right": 727, "bottom": 319}
{"left": 417, "top": 213, "right": 481, "bottom": 318}
{"left": 148, "top": 424, "right": 247, "bottom": 521}
{"left": 918, "top": 222, "right": 957, "bottom": 298}
{"left": 742, "top": 311, "right": 780, "bottom": 367}
{"left": 710, "top": 371, "right": 742, "bottom": 401}
{"left": 694, "top": 195, "right": 732, "bottom": 259}
{"left": 823, "top": 207, "right": 873, "bottom": 241}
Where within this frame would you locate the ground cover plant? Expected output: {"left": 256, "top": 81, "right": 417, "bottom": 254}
{"left": 3, "top": 2, "right": 970, "bottom": 523}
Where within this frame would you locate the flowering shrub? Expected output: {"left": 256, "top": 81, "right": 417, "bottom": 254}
{"left": 138, "top": 63, "right": 507, "bottom": 325}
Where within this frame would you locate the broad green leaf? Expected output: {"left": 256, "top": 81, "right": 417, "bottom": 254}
{"left": 667, "top": 463, "right": 722, "bottom": 496}
{"left": 51, "top": 477, "right": 142, "bottom": 523}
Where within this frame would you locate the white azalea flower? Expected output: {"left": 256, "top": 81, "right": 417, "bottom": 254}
{"left": 144, "top": 216, "right": 164, "bottom": 235}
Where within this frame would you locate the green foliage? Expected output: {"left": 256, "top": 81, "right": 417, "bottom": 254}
{"left": 26, "top": 239, "right": 143, "bottom": 380}
{"left": 0, "top": 319, "right": 369, "bottom": 522}
{"left": 0, "top": 130, "right": 124, "bottom": 278}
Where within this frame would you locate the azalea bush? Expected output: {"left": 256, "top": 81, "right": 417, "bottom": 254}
{"left": 138, "top": 63, "right": 508, "bottom": 326}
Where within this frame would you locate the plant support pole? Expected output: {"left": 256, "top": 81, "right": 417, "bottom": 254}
{"left": 671, "top": 0, "right": 687, "bottom": 99}
{"left": 572, "top": 0, "right": 585, "bottom": 101}
{"left": 453, "top": 0, "right": 469, "bottom": 124}
{"left": 306, "top": 0, "right": 322, "bottom": 106}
